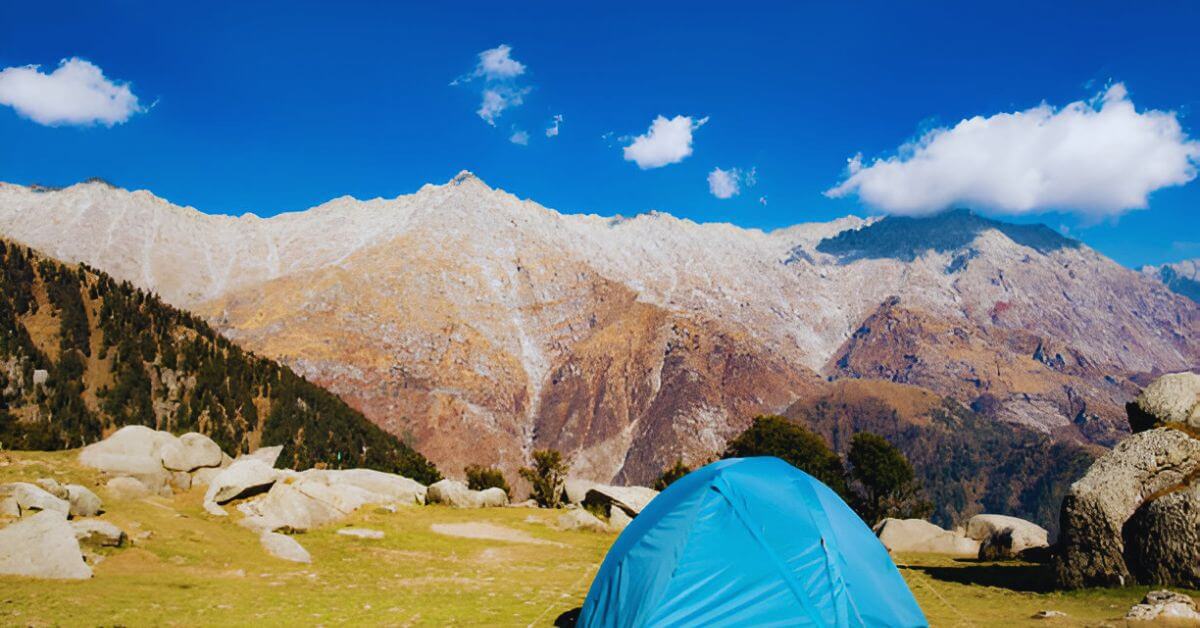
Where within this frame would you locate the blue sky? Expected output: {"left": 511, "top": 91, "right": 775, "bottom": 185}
{"left": 2, "top": 2, "right": 1198, "bottom": 267}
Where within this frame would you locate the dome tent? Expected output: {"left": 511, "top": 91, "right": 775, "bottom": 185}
{"left": 577, "top": 457, "right": 927, "bottom": 627}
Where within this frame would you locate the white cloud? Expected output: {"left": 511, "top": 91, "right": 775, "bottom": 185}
{"left": 758, "top": 195, "right": 768, "bottom": 206}
{"left": 454, "top": 44, "right": 530, "bottom": 127}
{"left": 509, "top": 129, "right": 529, "bottom": 145}
{"left": 0, "top": 57, "right": 143, "bottom": 127}
{"left": 623, "top": 115, "right": 708, "bottom": 169}
{"left": 826, "top": 83, "right": 1200, "bottom": 219}
{"left": 706, "top": 166, "right": 757, "bottom": 199}
{"left": 546, "top": 114, "right": 563, "bottom": 137}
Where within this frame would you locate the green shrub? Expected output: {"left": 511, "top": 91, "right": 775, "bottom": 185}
{"left": 519, "top": 449, "right": 567, "bottom": 508}
{"left": 723, "top": 415, "right": 847, "bottom": 497}
{"left": 653, "top": 459, "right": 691, "bottom": 491}
{"left": 465, "top": 464, "right": 511, "bottom": 497}
{"left": 847, "top": 432, "right": 931, "bottom": 525}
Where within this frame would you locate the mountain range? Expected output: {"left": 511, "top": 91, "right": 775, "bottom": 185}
{"left": 0, "top": 173, "right": 1195, "bottom": 502}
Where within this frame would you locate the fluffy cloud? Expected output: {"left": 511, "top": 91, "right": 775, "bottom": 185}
{"left": 826, "top": 83, "right": 1200, "bottom": 219}
{"left": 546, "top": 113, "right": 563, "bottom": 138}
{"left": 707, "top": 166, "right": 756, "bottom": 199}
{"left": 454, "top": 44, "right": 530, "bottom": 127}
{"left": 509, "top": 129, "right": 529, "bottom": 145}
{"left": 623, "top": 115, "right": 708, "bottom": 169}
{"left": 0, "top": 57, "right": 143, "bottom": 127}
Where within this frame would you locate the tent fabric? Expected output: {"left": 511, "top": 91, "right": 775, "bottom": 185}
{"left": 577, "top": 457, "right": 927, "bottom": 627}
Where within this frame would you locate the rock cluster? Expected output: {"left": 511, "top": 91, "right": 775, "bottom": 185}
{"left": 1125, "top": 590, "right": 1200, "bottom": 622}
{"left": 1055, "top": 373, "right": 1200, "bottom": 589}
{"left": 0, "top": 475, "right": 121, "bottom": 579}
{"left": 426, "top": 479, "right": 507, "bottom": 508}
{"left": 79, "top": 425, "right": 231, "bottom": 497}
{"left": 872, "top": 514, "right": 1048, "bottom": 559}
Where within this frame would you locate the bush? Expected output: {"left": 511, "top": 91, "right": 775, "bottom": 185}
{"left": 847, "top": 432, "right": 931, "bottom": 525}
{"left": 723, "top": 415, "right": 847, "bottom": 497}
{"left": 653, "top": 459, "right": 691, "bottom": 491}
{"left": 465, "top": 464, "right": 510, "bottom": 497}
{"left": 519, "top": 449, "right": 568, "bottom": 508}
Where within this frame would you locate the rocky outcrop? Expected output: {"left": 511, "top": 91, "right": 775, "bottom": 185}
{"left": 1054, "top": 425, "right": 1200, "bottom": 588}
{"left": 0, "top": 511, "right": 91, "bottom": 579}
{"left": 79, "top": 425, "right": 177, "bottom": 494}
{"left": 1124, "top": 483, "right": 1200, "bottom": 588}
{"left": 203, "top": 459, "right": 279, "bottom": 510}
{"left": 966, "top": 514, "right": 1049, "bottom": 560}
{"left": 873, "top": 518, "right": 980, "bottom": 556}
{"left": 582, "top": 485, "right": 658, "bottom": 518}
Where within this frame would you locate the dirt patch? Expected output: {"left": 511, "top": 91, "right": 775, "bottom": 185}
{"left": 430, "top": 522, "right": 561, "bottom": 546}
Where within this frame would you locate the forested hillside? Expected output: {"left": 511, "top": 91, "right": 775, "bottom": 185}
{"left": 0, "top": 239, "right": 440, "bottom": 483}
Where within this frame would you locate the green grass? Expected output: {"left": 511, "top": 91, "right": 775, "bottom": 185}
{"left": 0, "top": 450, "right": 1193, "bottom": 626}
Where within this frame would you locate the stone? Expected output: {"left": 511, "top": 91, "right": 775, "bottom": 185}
{"left": 31, "top": 369, "right": 49, "bottom": 387}
{"left": 873, "top": 518, "right": 980, "bottom": 556}
{"left": 105, "top": 476, "right": 153, "bottom": 500}
{"left": 169, "top": 471, "right": 192, "bottom": 492}
{"left": 191, "top": 467, "right": 222, "bottom": 487}
{"left": 966, "top": 514, "right": 1049, "bottom": 560}
{"left": 301, "top": 468, "right": 426, "bottom": 505}
{"left": 238, "top": 481, "right": 345, "bottom": 532}
{"left": 78, "top": 425, "right": 177, "bottom": 491}
{"left": 0, "top": 496, "right": 17, "bottom": 517}
{"left": 1128, "top": 372, "right": 1200, "bottom": 432}
{"left": 427, "top": 479, "right": 506, "bottom": 508}
{"left": 0, "top": 510, "right": 91, "bottom": 579}
{"left": 35, "top": 478, "right": 68, "bottom": 499}
{"left": 336, "top": 527, "right": 384, "bottom": 540}
{"left": 1031, "top": 610, "right": 1067, "bottom": 619}
{"left": 0, "top": 482, "right": 70, "bottom": 516}
{"left": 609, "top": 507, "right": 633, "bottom": 533}
{"left": 1054, "top": 427, "right": 1200, "bottom": 588}
{"left": 556, "top": 508, "right": 609, "bottom": 533}
{"left": 71, "top": 519, "right": 128, "bottom": 548}
{"left": 564, "top": 478, "right": 597, "bottom": 505}
{"left": 65, "top": 484, "right": 102, "bottom": 517}
{"left": 241, "top": 445, "right": 283, "bottom": 468}
{"left": 204, "top": 458, "right": 278, "bottom": 505}
{"left": 1124, "top": 482, "right": 1200, "bottom": 588}
{"left": 1125, "top": 590, "right": 1200, "bottom": 622}
{"left": 582, "top": 485, "right": 659, "bottom": 518}
{"left": 160, "top": 432, "right": 224, "bottom": 472}
{"left": 260, "top": 532, "right": 311, "bottom": 563}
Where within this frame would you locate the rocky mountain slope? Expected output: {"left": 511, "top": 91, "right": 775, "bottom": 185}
{"left": 0, "top": 174, "right": 1195, "bottom": 488}
{"left": 0, "top": 239, "right": 439, "bottom": 482}
{"left": 1144, "top": 258, "right": 1200, "bottom": 303}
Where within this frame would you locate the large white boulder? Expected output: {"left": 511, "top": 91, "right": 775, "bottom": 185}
{"left": 301, "top": 468, "right": 426, "bottom": 505}
{"left": 427, "top": 479, "right": 508, "bottom": 508}
{"left": 874, "top": 518, "right": 980, "bottom": 556}
{"left": 0, "top": 482, "right": 70, "bottom": 517}
{"left": 240, "top": 445, "right": 283, "bottom": 468}
{"left": 966, "top": 514, "right": 1049, "bottom": 559}
{"left": 564, "top": 479, "right": 597, "bottom": 505}
{"left": 1131, "top": 372, "right": 1200, "bottom": 429}
{"left": 0, "top": 511, "right": 91, "bottom": 579}
{"left": 160, "top": 432, "right": 224, "bottom": 472}
{"left": 260, "top": 532, "right": 311, "bottom": 563}
{"left": 79, "top": 426, "right": 178, "bottom": 494}
{"left": 203, "top": 459, "right": 279, "bottom": 515}
{"left": 105, "top": 476, "right": 153, "bottom": 500}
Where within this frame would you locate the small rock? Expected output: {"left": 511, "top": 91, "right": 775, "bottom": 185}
{"left": 1031, "top": 610, "right": 1066, "bottom": 619}
{"left": 1126, "top": 590, "right": 1200, "bottom": 622}
{"left": 0, "top": 510, "right": 91, "bottom": 579}
{"left": 336, "top": 528, "right": 384, "bottom": 540}
{"left": 65, "top": 484, "right": 103, "bottom": 517}
{"left": 556, "top": 508, "right": 609, "bottom": 533}
{"left": 71, "top": 519, "right": 128, "bottom": 548}
{"left": 260, "top": 532, "right": 311, "bottom": 563}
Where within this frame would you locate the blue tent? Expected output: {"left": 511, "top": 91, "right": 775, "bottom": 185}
{"left": 577, "top": 457, "right": 927, "bottom": 627}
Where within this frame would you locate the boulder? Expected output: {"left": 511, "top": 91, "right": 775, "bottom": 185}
{"left": 160, "top": 432, "right": 224, "bottom": 472}
{"left": 0, "top": 495, "right": 17, "bottom": 517}
{"left": 966, "top": 514, "right": 1049, "bottom": 560}
{"left": 191, "top": 466, "right": 222, "bottom": 487}
{"left": 336, "top": 528, "right": 384, "bottom": 540}
{"left": 1125, "top": 590, "right": 1200, "bottom": 623}
{"left": 0, "top": 511, "right": 91, "bottom": 579}
{"left": 427, "top": 479, "right": 506, "bottom": 508}
{"left": 557, "top": 508, "right": 609, "bottom": 533}
{"left": 1124, "top": 482, "right": 1200, "bottom": 588}
{"left": 1053, "top": 427, "right": 1200, "bottom": 588}
{"left": 260, "top": 531, "right": 311, "bottom": 563}
{"left": 0, "top": 482, "right": 70, "bottom": 516}
{"left": 1127, "top": 372, "right": 1200, "bottom": 432}
{"left": 609, "top": 507, "right": 633, "bottom": 533}
{"left": 238, "top": 481, "right": 347, "bottom": 532}
{"left": 65, "top": 484, "right": 102, "bottom": 517}
{"left": 564, "top": 478, "right": 597, "bottom": 505}
{"left": 35, "top": 478, "right": 68, "bottom": 500}
{"left": 204, "top": 458, "right": 278, "bottom": 506}
{"left": 301, "top": 468, "right": 426, "bottom": 505}
{"left": 873, "top": 518, "right": 980, "bottom": 556}
{"left": 105, "top": 476, "right": 153, "bottom": 500}
{"left": 582, "top": 485, "right": 659, "bottom": 518}
{"left": 71, "top": 519, "right": 128, "bottom": 548}
{"left": 241, "top": 445, "right": 283, "bottom": 468}
{"left": 78, "top": 425, "right": 176, "bottom": 491}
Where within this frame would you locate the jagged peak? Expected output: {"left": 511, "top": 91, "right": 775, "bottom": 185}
{"left": 448, "top": 169, "right": 489, "bottom": 188}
